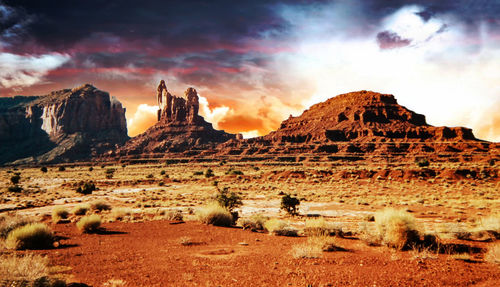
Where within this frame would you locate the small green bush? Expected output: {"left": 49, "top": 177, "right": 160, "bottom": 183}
{"left": 5, "top": 223, "right": 54, "bottom": 250}
{"left": 197, "top": 203, "right": 233, "bottom": 227}
{"left": 215, "top": 187, "right": 242, "bottom": 213}
{"left": 88, "top": 166, "right": 94, "bottom": 171}
{"left": 40, "top": 166, "right": 48, "bottom": 173}
{"left": 10, "top": 174, "right": 20, "bottom": 184}
{"left": 58, "top": 166, "right": 65, "bottom": 172}
{"left": 76, "top": 215, "right": 101, "bottom": 233}
{"left": 281, "top": 194, "right": 300, "bottom": 216}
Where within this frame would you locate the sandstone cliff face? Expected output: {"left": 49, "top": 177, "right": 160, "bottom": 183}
{"left": 0, "top": 84, "right": 128, "bottom": 164}
{"left": 112, "top": 87, "right": 235, "bottom": 158}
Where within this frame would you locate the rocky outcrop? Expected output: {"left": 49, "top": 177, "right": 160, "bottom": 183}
{"left": 216, "top": 90, "right": 498, "bottom": 161}
{"left": 111, "top": 85, "right": 235, "bottom": 158}
{"left": 0, "top": 84, "right": 128, "bottom": 164}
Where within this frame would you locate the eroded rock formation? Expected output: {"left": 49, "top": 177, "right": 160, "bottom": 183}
{"left": 0, "top": 84, "right": 128, "bottom": 164}
{"left": 110, "top": 84, "right": 235, "bottom": 158}
{"left": 215, "top": 90, "right": 498, "bottom": 162}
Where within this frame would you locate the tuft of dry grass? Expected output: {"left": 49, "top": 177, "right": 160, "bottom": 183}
{"left": 304, "top": 217, "right": 343, "bottom": 237}
{"left": 0, "top": 253, "right": 49, "bottom": 280}
{"left": 91, "top": 200, "right": 112, "bottom": 212}
{"left": 374, "top": 208, "right": 420, "bottom": 250}
{"left": 0, "top": 213, "right": 34, "bottom": 239}
{"left": 164, "top": 209, "right": 184, "bottom": 221}
{"left": 308, "top": 235, "right": 345, "bottom": 252}
{"left": 77, "top": 214, "right": 101, "bottom": 233}
{"left": 112, "top": 207, "right": 132, "bottom": 221}
{"left": 103, "top": 279, "right": 126, "bottom": 287}
{"left": 179, "top": 236, "right": 193, "bottom": 246}
{"left": 51, "top": 206, "right": 69, "bottom": 223}
{"left": 240, "top": 214, "right": 269, "bottom": 232}
{"left": 72, "top": 204, "right": 91, "bottom": 216}
{"left": 264, "top": 218, "right": 298, "bottom": 237}
{"left": 476, "top": 214, "right": 500, "bottom": 239}
{"left": 196, "top": 202, "right": 233, "bottom": 227}
{"left": 5, "top": 223, "right": 54, "bottom": 250}
{"left": 485, "top": 242, "right": 500, "bottom": 265}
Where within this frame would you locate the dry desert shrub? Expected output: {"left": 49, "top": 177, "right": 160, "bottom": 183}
{"left": 304, "top": 217, "right": 343, "bottom": 237}
{"left": 264, "top": 218, "right": 298, "bottom": 237}
{"left": 291, "top": 243, "right": 323, "bottom": 259}
{"left": 164, "top": 209, "right": 184, "bottom": 221}
{"left": 77, "top": 214, "right": 101, "bottom": 233}
{"left": 291, "top": 234, "right": 343, "bottom": 259}
{"left": 103, "top": 279, "right": 126, "bottom": 287}
{"left": 112, "top": 207, "right": 132, "bottom": 221}
{"left": 240, "top": 214, "right": 269, "bottom": 232}
{"left": 91, "top": 200, "right": 112, "bottom": 212}
{"left": 196, "top": 202, "right": 233, "bottom": 227}
{"left": 72, "top": 203, "right": 90, "bottom": 215}
{"left": 374, "top": 208, "right": 420, "bottom": 250}
{"left": 0, "top": 213, "right": 34, "bottom": 239}
{"left": 308, "top": 235, "right": 345, "bottom": 252}
{"left": 179, "top": 236, "right": 193, "bottom": 246}
{"left": 0, "top": 253, "right": 49, "bottom": 280}
{"left": 485, "top": 242, "right": 500, "bottom": 265}
{"left": 51, "top": 206, "right": 69, "bottom": 223}
{"left": 476, "top": 214, "right": 500, "bottom": 239}
{"left": 5, "top": 223, "right": 54, "bottom": 250}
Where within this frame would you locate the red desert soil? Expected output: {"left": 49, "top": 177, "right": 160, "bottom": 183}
{"left": 30, "top": 220, "right": 500, "bottom": 286}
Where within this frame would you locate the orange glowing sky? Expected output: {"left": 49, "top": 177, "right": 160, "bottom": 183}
{"left": 1, "top": 1, "right": 499, "bottom": 141}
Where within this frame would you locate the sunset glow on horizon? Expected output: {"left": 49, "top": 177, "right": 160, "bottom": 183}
{"left": 1, "top": 1, "right": 499, "bottom": 141}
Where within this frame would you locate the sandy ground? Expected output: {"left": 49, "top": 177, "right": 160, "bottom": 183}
{"left": 23, "top": 220, "right": 499, "bottom": 287}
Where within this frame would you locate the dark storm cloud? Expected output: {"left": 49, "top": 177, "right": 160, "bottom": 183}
{"left": 2, "top": 0, "right": 499, "bottom": 55}
{"left": 376, "top": 31, "right": 411, "bottom": 49}
{"left": 1, "top": 0, "right": 297, "bottom": 53}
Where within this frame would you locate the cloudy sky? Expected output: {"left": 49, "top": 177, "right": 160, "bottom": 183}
{"left": 0, "top": 0, "right": 499, "bottom": 141}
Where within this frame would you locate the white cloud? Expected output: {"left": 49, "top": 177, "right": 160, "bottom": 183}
{"left": 0, "top": 52, "right": 70, "bottom": 88}
{"left": 198, "top": 94, "right": 231, "bottom": 129}
{"left": 274, "top": 4, "right": 500, "bottom": 142}
{"left": 127, "top": 103, "right": 158, "bottom": 137}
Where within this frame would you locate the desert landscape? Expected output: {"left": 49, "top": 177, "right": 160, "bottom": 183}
{"left": 0, "top": 84, "right": 499, "bottom": 286}
{"left": 1, "top": 1, "right": 500, "bottom": 286}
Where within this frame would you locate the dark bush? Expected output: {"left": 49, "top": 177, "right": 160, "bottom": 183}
{"left": 281, "top": 194, "right": 300, "bottom": 216}
{"left": 58, "top": 166, "right": 65, "bottom": 172}
{"left": 76, "top": 181, "right": 96, "bottom": 195}
{"left": 8, "top": 185, "right": 23, "bottom": 192}
{"left": 204, "top": 168, "right": 214, "bottom": 178}
{"left": 215, "top": 187, "right": 242, "bottom": 213}
{"left": 40, "top": 166, "right": 48, "bottom": 173}
{"left": 10, "top": 174, "right": 20, "bottom": 184}
{"left": 416, "top": 159, "right": 430, "bottom": 167}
